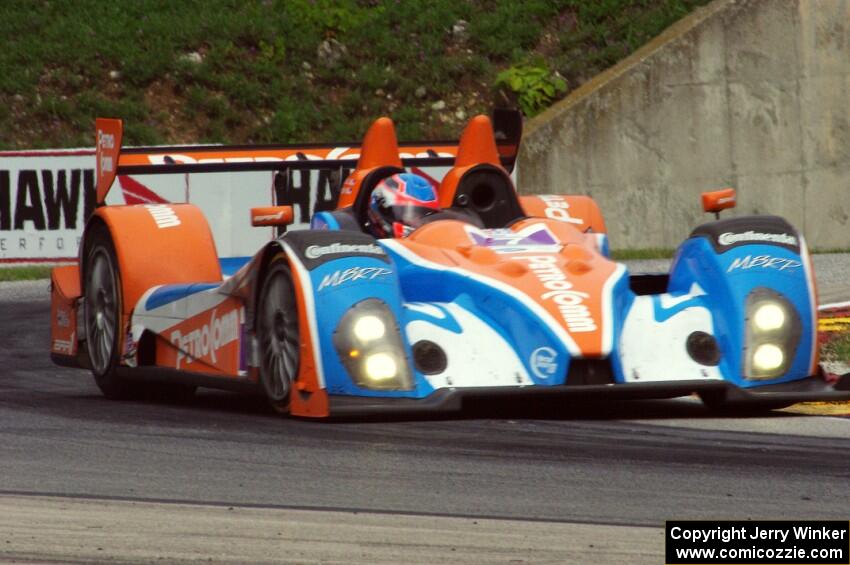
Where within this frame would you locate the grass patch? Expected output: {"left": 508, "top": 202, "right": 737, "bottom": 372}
{"left": 0, "top": 266, "right": 52, "bottom": 282}
{"left": 611, "top": 248, "right": 675, "bottom": 260}
{"left": 0, "top": 0, "right": 711, "bottom": 148}
{"left": 821, "top": 332, "right": 850, "bottom": 364}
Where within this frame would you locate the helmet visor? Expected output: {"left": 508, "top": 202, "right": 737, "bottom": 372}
{"left": 391, "top": 205, "right": 440, "bottom": 229}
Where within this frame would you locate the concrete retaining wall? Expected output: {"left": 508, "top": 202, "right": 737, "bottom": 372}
{"left": 519, "top": 0, "right": 849, "bottom": 249}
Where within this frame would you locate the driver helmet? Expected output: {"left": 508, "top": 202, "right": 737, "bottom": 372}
{"left": 367, "top": 173, "right": 440, "bottom": 238}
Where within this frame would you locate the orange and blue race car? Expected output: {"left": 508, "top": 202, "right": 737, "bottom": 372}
{"left": 50, "top": 110, "right": 850, "bottom": 417}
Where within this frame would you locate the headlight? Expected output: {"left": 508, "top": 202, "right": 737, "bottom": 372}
{"left": 744, "top": 289, "right": 800, "bottom": 380}
{"left": 752, "top": 343, "right": 784, "bottom": 372}
{"left": 353, "top": 315, "right": 386, "bottom": 342}
{"left": 333, "top": 299, "right": 412, "bottom": 390}
{"left": 364, "top": 353, "right": 398, "bottom": 381}
{"left": 752, "top": 302, "right": 786, "bottom": 333}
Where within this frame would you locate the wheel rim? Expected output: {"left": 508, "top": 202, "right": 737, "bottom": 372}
{"left": 85, "top": 249, "right": 118, "bottom": 375}
{"left": 259, "top": 269, "right": 300, "bottom": 403}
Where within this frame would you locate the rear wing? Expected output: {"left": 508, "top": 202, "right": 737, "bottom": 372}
{"left": 95, "top": 109, "right": 522, "bottom": 205}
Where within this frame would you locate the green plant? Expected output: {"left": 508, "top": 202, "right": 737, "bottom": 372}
{"left": 0, "top": 0, "right": 711, "bottom": 148}
{"left": 495, "top": 64, "right": 567, "bottom": 117}
{"left": 821, "top": 333, "right": 850, "bottom": 365}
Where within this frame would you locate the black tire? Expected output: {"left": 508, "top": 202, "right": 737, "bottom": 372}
{"left": 699, "top": 391, "right": 793, "bottom": 414}
{"left": 83, "top": 225, "right": 139, "bottom": 399}
{"left": 257, "top": 255, "right": 301, "bottom": 413}
{"left": 84, "top": 225, "right": 199, "bottom": 402}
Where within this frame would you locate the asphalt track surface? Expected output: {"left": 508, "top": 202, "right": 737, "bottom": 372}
{"left": 1, "top": 268, "right": 849, "bottom": 563}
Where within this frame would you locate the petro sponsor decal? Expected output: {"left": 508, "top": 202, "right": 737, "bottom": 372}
{"left": 537, "top": 194, "right": 583, "bottom": 225}
{"left": 718, "top": 231, "right": 797, "bottom": 247}
{"left": 145, "top": 148, "right": 455, "bottom": 167}
{"left": 727, "top": 254, "right": 801, "bottom": 273}
{"left": 318, "top": 266, "right": 392, "bottom": 291}
{"left": 170, "top": 307, "right": 240, "bottom": 369}
{"left": 304, "top": 242, "right": 385, "bottom": 259}
{"left": 530, "top": 346, "right": 558, "bottom": 380}
{"left": 517, "top": 255, "right": 596, "bottom": 333}
{"left": 97, "top": 131, "right": 115, "bottom": 176}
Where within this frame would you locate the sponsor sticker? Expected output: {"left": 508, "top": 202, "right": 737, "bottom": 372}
{"left": 718, "top": 231, "right": 797, "bottom": 247}
{"left": 52, "top": 332, "right": 75, "bottom": 354}
{"left": 170, "top": 307, "right": 241, "bottom": 369}
{"left": 537, "top": 195, "right": 583, "bottom": 225}
{"left": 318, "top": 266, "right": 392, "bottom": 291}
{"left": 530, "top": 346, "right": 558, "bottom": 380}
{"left": 727, "top": 254, "right": 801, "bottom": 273}
{"left": 466, "top": 224, "right": 561, "bottom": 254}
{"left": 98, "top": 131, "right": 115, "bottom": 150}
{"left": 253, "top": 212, "right": 284, "bottom": 222}
{"left": 145, "top": 204, "right": 181, "bottom": 229}
{"left": 56, "top": 308, "right": 70, "bottom": 328}
{"left": 516, "top": 255, "right": 597, "bottom": 333}
{"left": 304, "top": 242, "right": 385, "bottom": 259}
{"left": 145, "top": 148, "right": 453, "bottom": 166}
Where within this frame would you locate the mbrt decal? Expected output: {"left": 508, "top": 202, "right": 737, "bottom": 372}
{"left": 727, "top": 254, "right": 801, "bottom": 273}
{"left": 317, "top": 266, "right": 392, "bottom": 291}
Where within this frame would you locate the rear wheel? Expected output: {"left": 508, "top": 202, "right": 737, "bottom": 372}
{"left": 257, "top": 256, "right": 301, "bottom": 413}
{"left": 84, "top": 225, "right": 198, "bottom": 402}
{"left": 84, "top": 226, "right": 138, "bottom": 399}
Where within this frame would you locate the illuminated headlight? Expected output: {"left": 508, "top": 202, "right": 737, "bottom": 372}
{"left": 744, "top": 289, "right": 801, "bottom": 380}
{"left": 353, "top": 315, "right": 386, "bottom": 342}
{"left": 333, "top": 299, "right": 412, "bottom": 390}
{"left": 364, "top": 353, "right": 397, "bottom": 381}
{"left": 752, "top": 302, "right": 786, "bottom": 333}
{"left": 752, "top": 344, "right": 784, "bottom": 372}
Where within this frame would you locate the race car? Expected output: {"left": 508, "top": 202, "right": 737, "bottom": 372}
{"left": 49, "top": 110, "right": 850, "bottom": 417}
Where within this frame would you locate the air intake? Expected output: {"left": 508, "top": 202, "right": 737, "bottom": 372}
{"left": 565, "top": 359, "right": 614, "bottom": 386}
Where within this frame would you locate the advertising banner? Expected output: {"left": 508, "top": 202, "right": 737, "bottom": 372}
{"left": 0, "top": 149, "right": 449, "bottom": 264}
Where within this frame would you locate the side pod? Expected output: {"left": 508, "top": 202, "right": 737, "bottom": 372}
{"left": 669, "top": 216, "right": 817, "bottom": 385}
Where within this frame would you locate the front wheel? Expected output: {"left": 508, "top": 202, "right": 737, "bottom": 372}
{"left": 699, "top": 391, "right": 793, "bottom": 414}
{"left": 257, "top": 256, "right": 301, "bottom": 413}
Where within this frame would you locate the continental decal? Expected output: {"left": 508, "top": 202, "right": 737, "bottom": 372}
{"left": 718, "top": 231, "right": 797, "bottom": 247}
{"left": 305, "top": 243, "right": 384, "bottom": 259}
